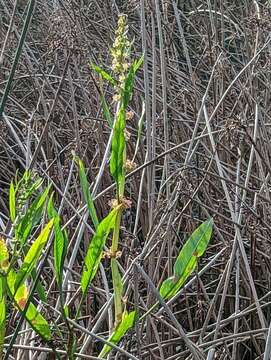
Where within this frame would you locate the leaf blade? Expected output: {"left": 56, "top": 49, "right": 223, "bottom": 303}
{"left": 110, "top": 107, "right": 126, "bottom": 197}
{"left": 7, "top": 271, "right": 51, "bottom": 341}
{"left": 90, "top": 63, "right": 116, "bottom": 86}
{"left": 9, "top": 181, "right": 16, "bottom": 222}
{"left": 81, "top": 207, "right": 119, "bottom": 295}
{"left": 16, "top": 185, "right": 51, "bottom": 245}
{"left": 98, "top": 311, "right": 136, "bottom": 359}
{"left": 48, "top": 197, "right": 67, "bottom": 285}
{"left": 160, "top": 218, "right": 213, "bottom": 299}
{"left": 15, "top": 220, "right": 54, "bottom": 292}
{"left": 75, "top": 158, "right": 99, "bottom": 230}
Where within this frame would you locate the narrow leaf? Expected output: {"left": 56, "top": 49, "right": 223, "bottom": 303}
{"left": 110, "top": 107, "right": 126, "bottom": 197}
{"left": 111, "top": 258, "right": 123, "bottom": 324}
{"left": 90, "top": 63, "right": 116, "bottom": 86}
{"left": 15, "top": 220, "right": 54, "bottom": 292}
{"left": 133, "top": 54, "right": 144, "bottom": 73}
{"left": 101, "top": 91, "right": 113, "bottom": 128}
{"left": 81, "top": 207, "right": 120, "bottom": 295}
{"left": 76, "top": 159, "right": 99, "bottom": 229}
{"left": 31, "top": 268, "right": 47, "bottom": 303}
{"left": 16, "top": 185, "right": 51, "bottom": 245}
{"left": 0, "top": 277, "right": 5, "bottom": 357}
{"left": 9, "top": 181, "right": 16, "bottom": 222}
{"left": 160, "top": 218, "right": 213, "bottom": 299}
{"left": 7, "top": 271, "right": 51, "bottom": 341}
{"left": 99, "top": 311, "right": 136, "bottom": 359}
{"left": 122, "top": 55, "right": 144, "bottom": 110}
{"left": 48, "top": 197, "right": 67, "bottom": 285}
{"left": 0, "top": 238, "right": 9, "bottom": 272}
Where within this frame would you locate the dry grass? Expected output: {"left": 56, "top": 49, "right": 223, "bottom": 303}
{"left": 1, "top": 0, "right": 271, "bottom": 359}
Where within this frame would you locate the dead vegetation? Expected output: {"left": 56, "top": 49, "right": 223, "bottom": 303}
{"left": 1, "top": 0, "right": 271, "bottom": 359}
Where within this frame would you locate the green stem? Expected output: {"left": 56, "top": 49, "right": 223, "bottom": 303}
{"left": 111, "top": 210, "right": 122, "bottom": 253}
{"left": 111, "top": 210, "right": 123, "bottom": 326}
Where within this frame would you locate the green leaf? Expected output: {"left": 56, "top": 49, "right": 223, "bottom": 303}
{"left": 81, "top": 207, "right": 120, "bottom": 295}
{"left": 174, "top": 218, "right": 213, "bottom": 276}
{"left": 111, "top": 258, "right": 123, "bottom": 324}
{"left": 122, "top": 55, "right": 144, "bottom": 110}
{"left": 110, "top": 107, "right": 126, "bottom": 197}
{"left": 0, "top": 238, "right": 9, "bottom": 272}
{"left": 16, "top": 185, "right": 51, "bottom": 245}
{"left": 98, "top": 311, "right": 136, "bottom": 359}
{"left": 0, "top": 277, "right": 5, "bottom": 358}
{"left": 160, "top": 218, "right": 213, "bottom": 299}
{"left": 9, "top": 181, "right": 16, "bottom": 222}
{"left": 63, "top": 304, "right": 69, "bottom": 318}
{"left": 31, "top": 268, "right": 47, "bottom": 303}
{"left": 7, "top": 271, "right": 51, "bottom": 341}
{"left": 48, "top": 197, "right": 67, "bottom": 285}
{"left": 15, "top": 220, "right": 54, "bottom": 293}
{"left": 133, "top": 54, "right": 144, "bottom": 73}
{"left": 90, "top": 63, "right": 117, "bottom": 86}
{"left": 101, "top": 91, "right": 113, "bottom": 128}
{"left": 75, "top": 158, "right": 99, "bottom": 230}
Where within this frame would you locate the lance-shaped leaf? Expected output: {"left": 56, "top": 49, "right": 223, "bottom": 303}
{"left": 101, "top": 91, "right": 113, "bottom": 128}
{"left": 0, "top": 238, "right": 9, "bottom": 272}
{"left": 81, "top": 207, "right": 119, "bottom": 295}
{"left": 16, "top": 185, "right": 51, "bottom": 245}
{"left": 0, "top": 277, "right": 5, "bottom": 358}
{"left": 31, "top": 268, "right": 47, "bottom": 303}
{"left": 48, "top": 197, "right": 67, "bottom": 285}
{"left": 98, "top": 310, "right": 136, "bottom": 359}
{"left": 111, "top": 258, "right": 123, "bottom": 325}
{"left": 110, "top": 107, "right": 126, "bottom": 197}
{"left": 122, "top": 55, "right": 144, "bottom": 110}
{"left": 7, "top": 270, "right": 51, "bottom": 341}
{"left": 75, "top": 158, "right": 99, "bottom": 230}
{"left": 9, "top": 181, "right": 16, "bottom": 222}
{"left": 90, "top": 63, "right": 116, "bottom": 86}
{"left": 15, "top": 220, "right": 54, "bottom": 292}
{"left": 160, "top": 218, "right": 213, "bottom": 299}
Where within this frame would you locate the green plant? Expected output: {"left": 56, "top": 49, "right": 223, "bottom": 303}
{"left": 74, "top": 14, "right": 142, "bottom": 357}
{"left": 1, "top": 14, "right": 214, "bottom": 360}
{"left": 1, "top": 171, "right": 55, "bottom": 359}
{"left": 74, "top": 14, "right": 213, "bottom": 359}
{"left": 160, "top": 218, "right": 213, "bottom": 299}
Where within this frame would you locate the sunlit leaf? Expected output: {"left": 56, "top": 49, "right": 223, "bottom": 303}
{"left": 0, "top": 238, "right": 9, "bottom": 272}
{"left": 9, "top": 181, "right": 16, "bottom": 222}
{"left": 74, "top": 158, "right": 99, "bottom": 230}
{"left": 160, "top": 218, "right": 213, "bottom": 299}
{"left": 110, "top": 107, "right": 126, "bottom": 197}
{"left": 48, "top": 197, "right": 67, "bottom": 285}
{"left": 90, "top": 63, "right": 117, "bottom": 86}
{"left": 16, "top": 185, "right": 51, "bottom": 245}
{"left": 15, "top": 220, "right": 54, "bottom": 292}
{"left": 81, "top": 207, "right": 120, "bottom": 295}
{"left": 0, "top": 277, "right": 5, "bottom": 358}
{"left": 99, "top": 310, "right": 136, "bottom": 359}
{"left": 7, "top": 271, "right": 51, "bottom": 341}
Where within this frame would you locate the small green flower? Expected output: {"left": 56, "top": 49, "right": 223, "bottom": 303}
{"left": 111, "top": 14, "right": 131, "bottom": 102}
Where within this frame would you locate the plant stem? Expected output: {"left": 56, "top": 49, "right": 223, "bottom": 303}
{"left": 111, "top": 210, "right": 123, "bottom": 326}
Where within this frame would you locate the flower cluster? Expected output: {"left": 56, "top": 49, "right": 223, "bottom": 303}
{"left": 111, "top": 15, "right": 130, "bottom": 102}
